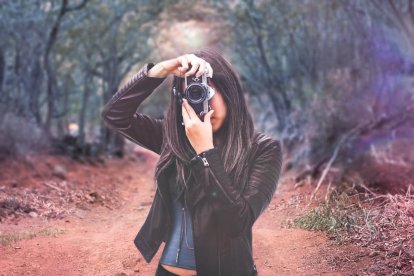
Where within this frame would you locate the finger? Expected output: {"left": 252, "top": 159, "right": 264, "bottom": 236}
{"left": 185, "top": 62, "right": 200, "bottom": 77}
{"left": 203, "top": 109, "right": 214, "bottom": 124}
{"left": 196, "top": 61, "right": 207, "bottom": 78}
{"left": 182, "top": 101, "right": 191, "bottom": 125}
{"left": 178, "top": 55, "right": 189, "bottom": 76}
{"left": 183, "top": 99, "right": 200, "bottom": 121}
{"left": 206, "top": 63, "right": 213, "bottom": 78}
{"left": 181, "top": 55, "right": 190, "bottom": 69}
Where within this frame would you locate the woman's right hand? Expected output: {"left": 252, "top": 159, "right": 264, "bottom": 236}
{"left": 148, "top": 54, "right": 213, "bottom": 79}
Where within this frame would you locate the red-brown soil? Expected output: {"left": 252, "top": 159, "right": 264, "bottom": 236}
{"left": 0, "top": 148, "right": 371, "bottom": 276}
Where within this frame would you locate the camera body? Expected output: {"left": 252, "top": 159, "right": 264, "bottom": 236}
{"left": 173, "top": 73, "right": 215, "bottom": 119}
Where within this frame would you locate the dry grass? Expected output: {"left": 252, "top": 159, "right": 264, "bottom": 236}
{"left": 293, "top": 184, "right": 414, "bottom": 275}
{"left": 293, "top": 189, "right": 364, "bottom": 239}
{"left": 0, "top": 227, "right": 66, "bottom": 246}
{"left": 0, "top": 180, "right": 118, "bottom": 222}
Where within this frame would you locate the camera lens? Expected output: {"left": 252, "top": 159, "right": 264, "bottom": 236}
{"left": 186, "top": 85, "right": 206, "bottom": 103}
{"left": 189, "top": 86, "right": 203, "bottom": 100}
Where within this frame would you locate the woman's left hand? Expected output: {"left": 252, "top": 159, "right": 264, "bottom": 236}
{"left": 182, "top": 99, "right": 215, "bottom": 155}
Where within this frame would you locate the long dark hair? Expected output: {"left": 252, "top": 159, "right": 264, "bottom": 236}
{"left": 154, "top": 48, "right": 255, "bottom": 190}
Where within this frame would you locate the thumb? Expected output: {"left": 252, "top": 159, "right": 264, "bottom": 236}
{"left": 204, "top": 109, "right": 214, "bottom": 123}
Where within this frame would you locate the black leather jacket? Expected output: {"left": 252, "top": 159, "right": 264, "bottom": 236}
{"left": 101, "top": 63, "right": 283, "bottom": 276}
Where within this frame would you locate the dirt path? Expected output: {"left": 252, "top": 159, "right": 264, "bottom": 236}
{"left": 0, "top": 153, "right": 365, "bottom": 276}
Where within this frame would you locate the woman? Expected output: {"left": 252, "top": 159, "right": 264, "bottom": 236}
{"left": 101, "top": 48, "right": 282, "bottom": 276}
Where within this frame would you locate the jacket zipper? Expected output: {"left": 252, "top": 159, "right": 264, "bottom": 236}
{"left": 208, "top": 168, "right": 236, "bottom": 204}
{"left": 200, "top": 155, "right": 209, "bottom": 167}
{"left": 199, "top": 152, "right": 236, "bottom": 205}
{"left": 199, "top": 153, "right": 221, "bottom": 276}
{"left": 184, "top": 194, "right": 198, "bottom": 271}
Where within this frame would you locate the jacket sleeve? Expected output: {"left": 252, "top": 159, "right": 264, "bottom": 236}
{"left": 101, "top": 63, "right": 167, "bottom": 155}
{"left": 189, "top": 138, "right": 282, "bottom": 237}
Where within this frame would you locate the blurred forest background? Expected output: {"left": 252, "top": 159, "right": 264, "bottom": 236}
{"left": 1, "top": 1, "right": 414, "bottom": 274}
{"left": 1, "top": 0, "right": 413, "bottom": 194}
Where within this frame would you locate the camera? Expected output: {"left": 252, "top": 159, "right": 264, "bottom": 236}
{"left": 173, "top": 73, "right": 215, "bottom": 119}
